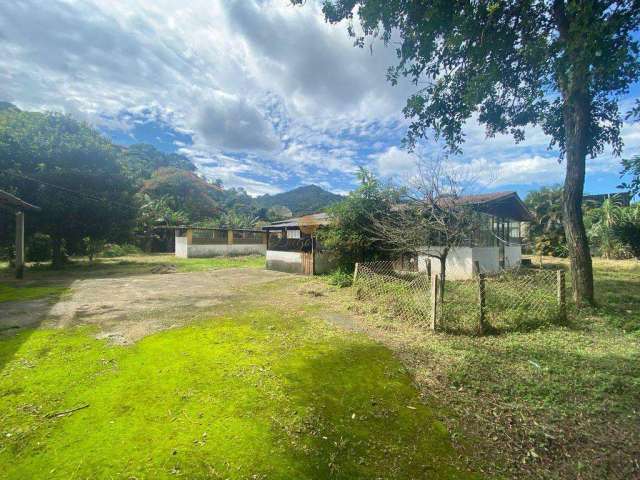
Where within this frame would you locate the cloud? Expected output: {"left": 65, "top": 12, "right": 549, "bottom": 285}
{"left": 0, "top": 0, "right": 637, "bottom": 196}
{"left": 373, "top": 146, "right": 418, "bottom": 178}
{"left": 194, "top": 95, "right": 280, "bottom": 152}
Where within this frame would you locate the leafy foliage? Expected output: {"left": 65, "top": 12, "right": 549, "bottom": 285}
{"left": 0, "top": 107, "right": 137, "bottom": 264}
{"left": 525, "top": 186, "right": 567, "bottom": 257}
{"left": 318, "top": 169, "right": 397, "bottom": 269}
{"left": 619, "top": 154, "right": 640, "bottom": 199}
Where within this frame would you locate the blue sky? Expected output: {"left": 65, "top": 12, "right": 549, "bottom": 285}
{"left": 1, "top": 0, "right": 639, "bottom": 198}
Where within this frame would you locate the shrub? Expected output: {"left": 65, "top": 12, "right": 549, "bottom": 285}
{"left": 327, "top": 269, "right": 353, "bottom": 288}
{"left": 27, "top": 233, "right": 52, "bottom": 262}
{"left": 100, "top": 243, "right": 142, "bottom": 258}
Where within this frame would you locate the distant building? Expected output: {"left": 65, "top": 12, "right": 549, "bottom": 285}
{"left": 583, "top": 192, "right": 632, "bottom": 207}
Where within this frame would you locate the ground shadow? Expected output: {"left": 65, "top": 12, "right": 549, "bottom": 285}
{"left": 273, "top": 340, "right": 479, "bottom": 479}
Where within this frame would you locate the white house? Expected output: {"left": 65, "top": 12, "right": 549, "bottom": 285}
{"left": 417, "top": 191, "right": 533, "bottom": 279}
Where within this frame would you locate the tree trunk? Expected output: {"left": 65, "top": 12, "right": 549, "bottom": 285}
{"left": 51, "top": 236, "right": 66, "bottom": 268}
{"left": 561, "top": 77, "right": 594, "bottom": 305}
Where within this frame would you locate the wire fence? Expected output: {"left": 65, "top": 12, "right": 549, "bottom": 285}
{"left": 354, "top": 261, "right": 433, "bottom": 327}
{"left": 354, "top": 260, "right": 565, "bottom": 334}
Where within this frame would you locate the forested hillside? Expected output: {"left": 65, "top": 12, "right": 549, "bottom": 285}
{"left": 256, "top": 184, "right": 342, "bottom": 215}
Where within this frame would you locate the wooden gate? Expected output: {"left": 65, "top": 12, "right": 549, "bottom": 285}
{"left": 301, "top": 252, "right": 314, "bottom": 275}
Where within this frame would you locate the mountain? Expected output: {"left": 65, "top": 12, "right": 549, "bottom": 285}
{"left": 256, "top": 185, "right": 343, "bottom": 216}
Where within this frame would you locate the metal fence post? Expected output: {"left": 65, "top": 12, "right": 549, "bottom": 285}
{"left": 353, "top": 262, "right": 359, "bottom": 283}
{"left": 557, "top": 270, "right": 566, "bottom": 322}
{"left": 430, "top": 273, "right": 439, "bottom": 331}
{"left": 478, "top": 272, "right": 486, "bottom": 334}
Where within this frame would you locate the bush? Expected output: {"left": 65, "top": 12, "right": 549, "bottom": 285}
{"left": 27, "top": 233, "right": 52, "bottom": 262}
{"left": 100, "top": 243, "right": 142, "bottom": 258}
{"left": 327, "top": 269, "right": 353, "bottom": 288}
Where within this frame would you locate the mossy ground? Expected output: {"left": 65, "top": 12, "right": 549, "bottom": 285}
{"left": 0, "top": 309, "right": 477, "bottom": 480}
{"left": 0, "top": 283, "right": 68, "bottom": 303}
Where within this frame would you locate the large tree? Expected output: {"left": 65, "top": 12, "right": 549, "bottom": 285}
{"left": 0, "top": 105, "right": 137, "bottom": 265}
{"left": 299, "top": 0, "right": 640, "bottom": 305}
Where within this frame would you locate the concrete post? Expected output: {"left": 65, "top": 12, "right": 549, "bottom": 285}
{"left": 227, "top": 229, "right": 234, "bottom": 245}
{"left": 15, "top": 211, "right": 24, "bottom": 279}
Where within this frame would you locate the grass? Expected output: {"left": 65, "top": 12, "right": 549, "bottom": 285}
{"left": 0, "top": 283, "right": 68, "bottom": 303}
{"left": 340, "top": 257, "right": 640, "bottom": 479}
{"left": 0, "top": 309, "right": 476, "bottom": 480}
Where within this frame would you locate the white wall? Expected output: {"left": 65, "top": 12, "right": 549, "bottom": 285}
{"left": 186, "top": 244, "right": 266, "bottom": 258}
{"left": 266, "top": 250, "right": 303, "bottom": 274}
{"left": 418, "top": 247, "right": 474, "bottom": 280}
{"left": 472, "top": 247, "right": 500, "bottom": 275}
{"left": 504, "top": 246, "right": 521, "bottom": 269}
{"left": 417, "top": 245, "right": 522, "bottom": 279}
{"left": 175, "top": 236, "right": 188, "bottom": 258}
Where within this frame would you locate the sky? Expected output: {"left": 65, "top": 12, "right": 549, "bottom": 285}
{"left": 1, "top": 0, "right": 639, "bottom": 197}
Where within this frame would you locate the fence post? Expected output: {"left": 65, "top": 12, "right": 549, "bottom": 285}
{"left": 353, "top": 262, "right": 359, "bottom": 283}
{"left": 473, "top": 260, "right": 480, "bottom": 277}
{"left": 477, "top": 273, "right": 486, "bottom": 335}
{"left": 557, "top": 270, "right": 566, "bottom": 322}
{"left": 430, "top": 273, "right": 439, "bottom": 331}
{"left": 227, "top": 229, "right": 233, "bottom": 245}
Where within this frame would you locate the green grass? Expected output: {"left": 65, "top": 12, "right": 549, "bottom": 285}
{"left": 0, "top": 283, "right": 68, "bottom": 303}
{"left": 0, "top": 309, "right": 476, "bottom": 480}
{"left": 0, "top": 254, "right": 265, "bottom": 278}
{"left": 344, "top": 257, "right": 640, "bottom": 479}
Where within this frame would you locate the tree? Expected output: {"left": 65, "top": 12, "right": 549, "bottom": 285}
{"left": 585, "top": 197, "right": 625, "bottom": 258}
{"left": 140, "top": 168, "right": 221, "bottom": 222}
{"left": 0, "top": 107, "right": 137, "bottom": 266}
{"left": 319, "top": 168, "right": 398, "bottom": 269}
{"left": 301, "top": 0, "right": 640, "bottom": 305}
{"left": 368, "top": 159, "right": 480, "bottom": 300}
{"left": 525, "top": 186, "right": 567, "bottom": 257}
{"left": 613, "top": 204, "right": 640, "bottom": 259}
{"left": 620, "top": 154, "right": 640, "bottom": 199}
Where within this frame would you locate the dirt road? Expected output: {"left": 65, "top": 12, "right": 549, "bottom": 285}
{"left": 0, "top": 268, "right": 290, "bottom": 344}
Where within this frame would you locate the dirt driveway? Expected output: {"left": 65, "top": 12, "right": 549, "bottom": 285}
{"left": 0, "top": 268, "right": 290, "bottom": 344}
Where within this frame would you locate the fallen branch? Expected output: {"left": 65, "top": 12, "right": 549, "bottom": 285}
{"left": 45, "top": 404, "right": 89, "bottom": 419}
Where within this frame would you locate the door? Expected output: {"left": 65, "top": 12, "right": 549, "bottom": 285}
{"left": 301, "top": 252, "right": 314, "bottom": 275}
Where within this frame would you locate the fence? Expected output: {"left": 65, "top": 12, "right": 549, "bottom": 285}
{"left": 353, "top": 260, "right": 566, "bottom": 334}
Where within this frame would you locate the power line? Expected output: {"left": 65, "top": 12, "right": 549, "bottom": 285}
{"left": 4, "top": 170, "right": 138, "bottom": 211}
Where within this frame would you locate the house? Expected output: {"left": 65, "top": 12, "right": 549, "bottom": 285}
{"left": 262, "top": 213, "right": 336, "bottom": 275}
{"left": 417, "top": 191, "right": 533, "bottom": 279}
{"left": 174, "top": 227, "right": 266, "bottom": 258}
{"left": 583, "top": 191, "right": 632, "bottom": 207}
{"left": 262, "top": 191, "right": 532, "bottom": 278}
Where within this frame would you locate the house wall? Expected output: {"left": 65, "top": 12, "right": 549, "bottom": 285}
{"left": 175, "top": 235, "right": 265, "bottom": 258}
{"left": 266, "top": 250, "right": 303, "bottom": 274}
{"left": 472, "top": 247, "right": 500, "bottom": 274}
{"left": 417, "top": 247, "right": 473, "bottom": 280}
{"left": 504, "top": 245, "right": 521, "bottom": 269}
{"left": 175, "top": 236, "right": 188, "bottom": 258}
{"left": 417, "top": 245, "right": 523, "bottom": 279}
